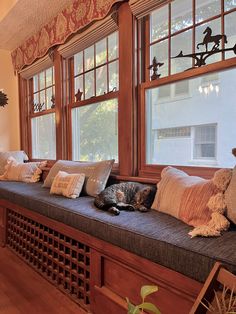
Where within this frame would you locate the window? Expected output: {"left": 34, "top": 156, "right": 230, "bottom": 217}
{"left": 147, "top": 0, "right": 236, "bottom": 78}
{"left": 145, "top": 68, "right": 236, "bottom": 168}
{"left": 70, "top": 31, "right": 119, "bottom": 162}
{"left": 30, "top": 67, "right": 56, "bottom": 159}
{"left": 193, "top": 124, "right": 216, "bottom": 160}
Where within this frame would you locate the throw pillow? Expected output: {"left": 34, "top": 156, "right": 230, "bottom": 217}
{"left": 50, "top": 171, "right": 85, "bottom": 199}
{"left": 152, "top": 166, "right": 232, "bottom": 237}
{"left": 43, "top": 159, "right": 114, "bottom": 197}
{"left": 225, "top": 166, "right": 236, "bottom": 224}
{"left": 0, "top": 151, "right": 28, "bottom": 175}
{"left": 0, "top": 157, "right": 47, "bottom": 183}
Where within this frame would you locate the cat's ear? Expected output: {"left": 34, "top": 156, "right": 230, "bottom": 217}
{"left": 143, "top": 187, "right": 151, "bottom": 195}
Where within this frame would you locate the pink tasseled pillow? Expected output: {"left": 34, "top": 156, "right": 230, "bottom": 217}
{"left": 152, "top": 166, "right": 232, "bottom": 237}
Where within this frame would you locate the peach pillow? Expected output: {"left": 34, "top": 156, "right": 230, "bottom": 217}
{"left": 152, "top": 167, "right": 232, "bottom": 237}
{"left": 50, "top": 171, "right": 85, "bottom": 199}
{"left": 0, "top": 157, "right": 46, "bottom": 183}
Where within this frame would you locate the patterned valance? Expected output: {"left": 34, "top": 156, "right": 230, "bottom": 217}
{"left": 12, "top": 0, "right": 124, "bottom": 72}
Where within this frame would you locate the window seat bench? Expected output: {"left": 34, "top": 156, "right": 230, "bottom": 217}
{"left": 0, "top": 181, "right": 236, "bottom": 313}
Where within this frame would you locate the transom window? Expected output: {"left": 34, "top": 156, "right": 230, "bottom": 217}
{"left": 73, "top": 32, "right": 119, "bottom": 101}
{"left": 148, "top": 0, "right": 236, "bottom": 77}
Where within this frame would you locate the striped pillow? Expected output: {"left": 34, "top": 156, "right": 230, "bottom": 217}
{"left": 50, "top": 171, "right": 85, "bottom": 199}
{"left": 152, "top": 167, "right": 216, "bottom": 226}
{"left": 152, "top": 167, "right": 231, "bottom": 237}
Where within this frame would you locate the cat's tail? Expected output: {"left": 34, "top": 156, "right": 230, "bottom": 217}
{"left": 94, "top": 195, "right": 105, "bottom": 209}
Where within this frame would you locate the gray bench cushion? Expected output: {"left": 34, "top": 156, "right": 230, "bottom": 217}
{"left": 0, "top": 181, "right": 236, "bottom": 283}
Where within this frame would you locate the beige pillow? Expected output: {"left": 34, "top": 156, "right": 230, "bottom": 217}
{"left": 225, "top": 166, "right": 236, "bottom": 224}
{"left": 152, "top": 167, "right": 232, "bottom": 237}
{"left": 50, "top": 171, "right": 85, "bottom": 199}
{"left": 0, "top": 151, "right": 28, "bottom": 175}
{"left": 43, "top": 159, "right": 114, "bottom": 197}
{"left": 0, "top": 157, "right": 47, "bottom": 183}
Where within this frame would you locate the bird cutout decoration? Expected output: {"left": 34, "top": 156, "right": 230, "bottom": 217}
{"left": 172, "top": 27, "right": 236, "bottom": 70}
{"left": 148, "top": 57, "right": 164, "bottom": 80}
{"left": 75, "top": 89, "right": 83, "bottom": 102}
{"left": 0, "top": 90, "right": 8, "bottom": 107}
{"left": 51, "top": 95, "right": 55, "bottom": 108}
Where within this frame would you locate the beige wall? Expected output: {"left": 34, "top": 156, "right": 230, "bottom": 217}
{"left": 0, "top": 49, "right": 20, "bottom": 151}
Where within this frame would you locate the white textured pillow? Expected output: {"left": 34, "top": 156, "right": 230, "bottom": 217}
{"left": 0, "top": 151, "right": 28, "bottom": 175}
{"left": 0, "top": 157, "right": 46, "bottom": 183}
{"left": 50, "top": 171, "right": 85, "bottom": 199}
{"left": 44, "top": 159, "right": 114, "bottom": 197}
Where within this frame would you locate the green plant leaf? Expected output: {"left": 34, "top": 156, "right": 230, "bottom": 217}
{"left": 140, "top": 285, "right": 158, "bottom": 300}
{"left": 126, "top": 298, "right": 140, "bottom": 314}
{"left": 138, "top": 302, "right": 161, "bottom": 314}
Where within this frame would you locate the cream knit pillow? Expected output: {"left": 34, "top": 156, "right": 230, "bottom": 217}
{"left": 50, "top": 171, "right": 85, "bottom": 199}
{"left": 0, "top": 157, "right": 46, "bottom": 183}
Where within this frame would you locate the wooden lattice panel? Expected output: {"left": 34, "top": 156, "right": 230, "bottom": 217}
{"left": 6, "top": 208, "right": 90, "bottom": 310}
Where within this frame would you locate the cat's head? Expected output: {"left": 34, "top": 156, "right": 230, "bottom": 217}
{"left": 135, "top": 185, "right": 157, "bottom": 208}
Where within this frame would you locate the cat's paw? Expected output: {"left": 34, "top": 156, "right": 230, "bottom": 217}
{"left": 126, "top": 205, "right": 135, "bottom": 211}
{"left": 108, "top": 206, "right": 120, "bottom": 215}
{"left": 138, "top": 206, "right": 149, "bottom": 212}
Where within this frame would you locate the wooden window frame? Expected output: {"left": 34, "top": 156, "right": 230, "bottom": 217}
{"left": 137, "top": 1, "right": 236, "bottom": 180}
{"left": 139, "top": 56, "right": 236, "bottom": 180}
{"left": 18, "top": 50, "right": 64, "bottom": 164}
{"left": 66, "top": 32, "right": 119, "bottom": 168}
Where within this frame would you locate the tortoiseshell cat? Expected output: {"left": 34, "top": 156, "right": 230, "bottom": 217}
{"left": 94, "top": 182, "right": 157, "bottom": 215}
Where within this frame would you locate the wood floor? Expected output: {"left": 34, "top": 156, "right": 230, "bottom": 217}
{"left": 0, "top": 247, "right": 86, "bottom": 314}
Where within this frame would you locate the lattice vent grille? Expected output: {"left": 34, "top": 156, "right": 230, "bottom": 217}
{"left": 7, "top": 209, "right": 90, "bottom": 310}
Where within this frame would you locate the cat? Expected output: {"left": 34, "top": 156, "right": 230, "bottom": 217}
{"left": 94, "top": 182, "right": 157, "bottom": 215}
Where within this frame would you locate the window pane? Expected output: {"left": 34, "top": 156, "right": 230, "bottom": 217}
{"left": 108, "top": 32, "right": 118, "bottom": 61}
{"left": 72, "top": 99, "right": 118, "bottom": 162}
{"left": 225, "top": 0, "right": 236, "bottom": 11}
{"left": 74, "top": 51, "right": 83, "bottom": 75}
{"left": 196, "top": 0, "right": 221, "bottom": 23}
{"left": 109, "top": 61, "right": 119, "bottom": 91}
{"left": 75, "top": 75, "right": 84, "bottom": 101}
{"left": 33, "top": 75, "right": 39, "bottom": 92}
{"left": 96, "top": 65, "right": 107, "bottom": 96}
{"left": 225, "top": 11, "right": 236, "bottom": 59}
{"left": 195, "top": 19, "right": 221, "bottom": 64}
{"left": 85, "top": 71, "right": 94, "bottom": 99}
{"left": 150, "top": 40, "right": 168, "bottom": 78}
{"left": 46, "top": 68, "right": 52, "bottom": 87}
{"left": 171, "top": 0, "right": 192, "bottom": 34}
{"left": 33, "top": 93, "right": 39, "bottom": 112}
{"left": 39, "top": 72, "right": 45, "bottom": 90}
{"left": 31, "top": 113, "right": 56, "bottom": 159}
{"left": 145, "top": 68, "right": 236, "bottom": 168}
{"left": 40, "top": 91, "right": 46, "bottom": 110}
{"left": 96, "top": 38, "right": 107, "bottom": 66}
{"left": 46, "top": 87, "right": 53, "bottom": 109}
{"left": 171, "top": 30, "right": 192, "bottom": 74}
{"left": 84, "top": 46, "right": 94, "bottom": 71}
{"left": 150, "top": 5, "right": 168, "bottom": 42}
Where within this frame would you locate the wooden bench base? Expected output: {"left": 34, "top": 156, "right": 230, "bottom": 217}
{"left": 0, "top": 199, "right": 202, "bottom": 314}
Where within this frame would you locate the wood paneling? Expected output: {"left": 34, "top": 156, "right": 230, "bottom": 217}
{"left": 118, "top": 2, "right": 135, "bottom": 176}
{"left": 0, "top": 198, "right": 202, "bottom": 314}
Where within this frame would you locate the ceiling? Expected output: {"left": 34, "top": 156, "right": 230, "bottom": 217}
{"left": 0, "top": 0, "right": 74, "bottom": 51}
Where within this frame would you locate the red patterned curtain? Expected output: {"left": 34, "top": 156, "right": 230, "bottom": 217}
{"left": 12, "top": 0, "right": 124, "bottom": 72}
